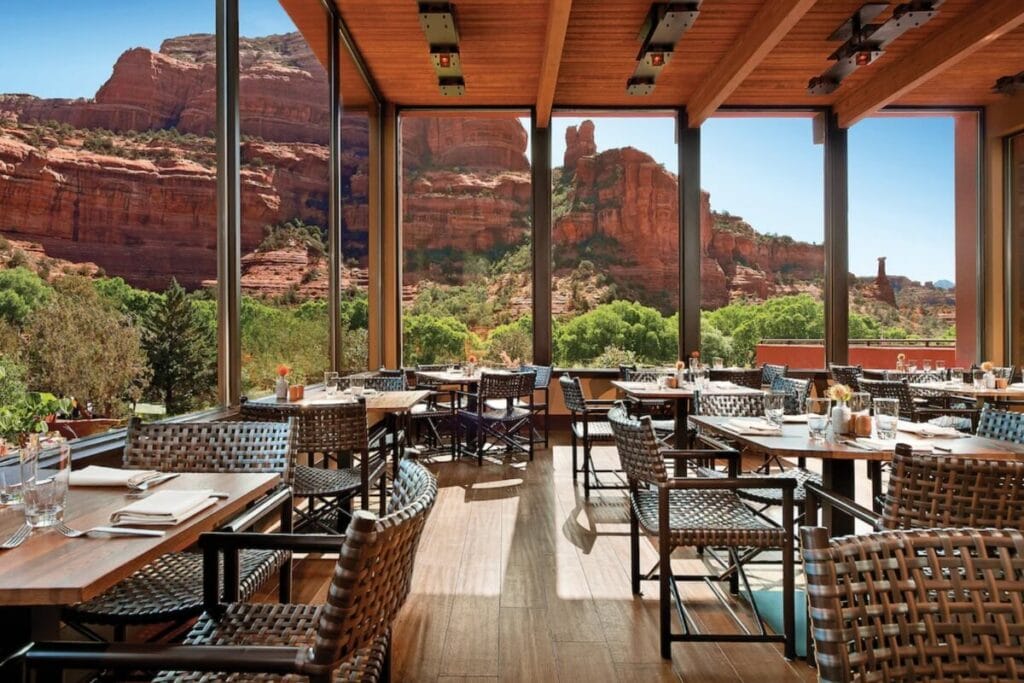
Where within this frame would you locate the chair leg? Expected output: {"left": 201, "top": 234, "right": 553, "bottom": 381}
{"left": 571, "top": 429, "right": 579, "bottom": 482}
{"left": 528, "top": 419, "right": 535, "bottom": 461}
{"left": 630, "top": 505, "right": 641, "bottom": 595}
{"left": 783, "top": 530, "right": 795, "bottom": 661}
{"left": 382, "top": 633, "right": 393, "bottom": 682}
{"left": 659, "top": 524, "right": 672, "bottom": 659}
{"left": 543, "top": 403, "right": 549, "bottom": 447}
{"left": 379, "top": 471, "right": 387, "bottom": 516}
{"left": 583, "top": 441, "right": 592, "bottom": 499}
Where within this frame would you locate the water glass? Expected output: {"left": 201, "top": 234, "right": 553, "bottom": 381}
{"left": 21, "top": 442, "right": 71, "bottom": 528}
{"left": 935, "top": 360, "right": 946, "bottom": 370}
{"left": 922, "top": 359, "right": 932, "bottom": 372}
{"left": 712, "top": 357, "right": 724, "bottom": 369}
{"left": 764, "top": 391, "right": 785, "bottom": 426}
{"left": 324, "top": 371, "right": 339, "bottom": 398}
{"left": 972, "top": 369, "right": 985, "bottom": 389}
{"left": 0, "top": 459, "right": 21, "bottom": 506}
{"left": 874, "top": 398, "right": 899, "bottom": 440}
{"left": 806, "top": 398, "right": 829, "bottom": 441}
{"left": 952, "top": 366, "right": 966, "bottom": 383}
{"left": 906, "top": 360, "right": 918, "bottom": 373}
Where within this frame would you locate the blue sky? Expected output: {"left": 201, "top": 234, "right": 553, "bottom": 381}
{"left": 1, "top": 2, "right": 955, "bottom": 283}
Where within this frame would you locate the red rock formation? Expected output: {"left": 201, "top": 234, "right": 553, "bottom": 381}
{"left": 859, "top": 256, "right": 897, "bottom": 307}
{"left": 564, "top": 120, "right": 596, "bottom": 170}
{"left": 402, "top": 117, "right": 529, "bottom": 172}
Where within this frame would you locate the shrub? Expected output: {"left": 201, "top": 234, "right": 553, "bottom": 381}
{"left": 554, "top": 300, "right": 676, "bottom": 367}
{"left": 8, "top": 248, "right": 28, "bottom": 268}
{"left": 0, "top": 266, "right": 51, "bottom": 326}
{"left": 403, "top": 314, "right": 474, "bottom": 366}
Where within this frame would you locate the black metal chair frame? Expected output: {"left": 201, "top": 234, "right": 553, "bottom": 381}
{"left": 408, "top": 368, "right": 457, "bottom": 460}
{"left": 560, "top": 374, "right": 619, "bottom": 498}
{"left": 520, "top": 363, "right": 552, "bottom": 447}
{"left": 455, "top": 371, "right": 536, "bottom": 465}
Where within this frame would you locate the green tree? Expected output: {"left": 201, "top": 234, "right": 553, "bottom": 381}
{"left": 0, "top": 356, "right": 28, "bottom": 408}
{"left": 94, "top": 276, "right": 160, "bottom": 322}
{"left": 0, "top": 267, "right": 51, "bottom": 326}
{"left": 403, "top": 314, "right": 473, "bottom": 365}
{"left": 485, "top": 316, "right": 532, "bottom": 363}
{"left": 554, "top": 300, "right": 676, "bottom": 366}
{"left": 143, "top": 279, "right": 216, "bottom": 414}
{"left": 22, "top": 276, "right": 149, "bottom": 417}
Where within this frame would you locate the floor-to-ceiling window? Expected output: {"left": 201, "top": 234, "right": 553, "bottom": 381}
{"left": 1009, "top": 132, "right": 1024, "bottom": 366}
{"left": 700, "top": 116, "right": 825, "bottom": 369}
{"left": 400, "top": 112, "right": 533, "bottom": 367}
{"left": 848, "top": 115, "right": 974, "bottom": 368}
{"left": 0, "top": 1, "right": 219, "bottom": 423}
{"left": 238, "top": 0, "right": 330, "bottom": 395}
{"left": 549, "top": 114, "right": 679, "bottom": 368}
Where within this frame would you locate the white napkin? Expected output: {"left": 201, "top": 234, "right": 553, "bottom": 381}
{"left": 783, "top": 414, "right": 808, "bottom": 423}
{"left": 70, "top": 466, "right": 162, "bottom": 488}
{"left": 110, "top": 489, "right": 217, "bottom": 526}
{"left": 853, "top": 438, "right": 933, "bottom": 454}
{"left": 723, "top": 418, "right": 782, "bottom": 435}
{"left": 1007, "top": 383, "right": 1024, "bottom": 392}
{"left": 896, "top": 421, "right": 963, "bottom": 438}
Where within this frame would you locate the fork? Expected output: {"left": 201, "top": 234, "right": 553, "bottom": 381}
{"left": 0, "top": 524, "right": 32, "bottom": 549}
{"left": 128, "top": 472, "right": 180, "bottom": 491}
{"left": 55, "top": 522, "right": 164, "bottom": 538}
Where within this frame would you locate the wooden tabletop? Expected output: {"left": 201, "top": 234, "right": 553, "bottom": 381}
{"left": 611, "top": 380, "right": 762, "bottom": 400}
{"left": 254, "top": 388, "right": 430, "bottom": 423}
{"left": 417, "top": 369, "right": 514, "bottom": 385}
{"left": 690, "top": 415, "right": 1024, "bottom": 462}
{"left": 909, "top": 381, "right": 1024, "bottom": 400}
{"left": 0, "top": 472, "right": 279, "bottom": 606}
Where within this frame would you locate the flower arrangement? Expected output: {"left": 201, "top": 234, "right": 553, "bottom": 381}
{"left": 980, "top": 361, "right": 994, "bottom": 372}
{"left": 827, "top": 383, "right": 853, "bottom": 403}
{"left": 675, "top": 360, "right": 685, "bottom": 370}
{"left": 468, "top": 354, "right": 477, "bottom": 364}
{"left": 276, "top": 364, "right": 291, "bottom": 378}
{"left": 896, "top": 353, "right": 906, "bottom": 362}
{"left": 690, "top": 350, "right": 700, "bottom": 359}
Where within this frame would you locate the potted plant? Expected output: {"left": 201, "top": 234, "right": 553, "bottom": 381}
{"left": 0, "top": 392, "right": 72, "bottom": 448}
{"left": 275, "top": 364, "right": 290, "bottom": 401}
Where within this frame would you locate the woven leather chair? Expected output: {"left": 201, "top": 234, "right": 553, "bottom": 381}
{"left": 761, "top": 363, "right": 787, "bottom": 386}
{"left": 693, "top": 392, "right": 764, "bottom": 417}
{"left": 857, "top": 377, "right": 977, "bottom": 429}
{"left": 608, "top": 406, "right": 795, "bottom": 660}
{"left": 827, "top": 363, "right": 862, "bottom": 389}
{"left": 976, "top": 404, "right": 1024, "bottom": 444}
{"left": 29, "top": 460, "right": 439, "bottom": 683}
{"left": 240, "top": 399, "right": 386, "bottom": 533}
{"left": 618, "top": 366, "right": 676, "bottom": 442}
{"left": 560, "top": 375, "right": 618, "bottom": 498}
{"left": 769, "top": 375, "right": 811, "bottom": 416}
{"left": 708, "top": 367, "right": 762, "bottom": 389}
{"left": 357, "top": 374, "right": 408, "bottom": 392}
{"left": 806, "top": 443, "right": 1024, "bottom": 532}
{"left": 520, "top": 363, "right": 553, "bottom": 446}
{"left": 801, "top": 526, "right": 1024, "bottom": 683}
{"left": 456, "top": 371, "right": 535, "bottom": 465}
{"left": 62, "top": 419, "right": 294, "bottom": 641}
{"left": 408, "top": 368, "right": 456, "bottom": 460}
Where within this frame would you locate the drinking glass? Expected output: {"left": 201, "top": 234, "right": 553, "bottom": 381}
{"left": 972, "top": 369, "right": 985, "bottom": 389}
{"left": 764, "top": 391, "right": 785, "bottom": 427}
{"left": 350, "top": 377, "right": 365, "bottom": 397}
{"left": 806, "top": 398, "right": 829, "bottom": 441}
{"left": 873, "top": 398, "right": 899, "bottom": 440}
{"left": 922, "top": 359, "right": 932, "bottom": 372}
{"left": 324, "top": 371, "right": 339, "bottom": 398}
{"left": 712, "top": 357, "right": 724, "bottom": 369}
{"left": 21, "top": 442, "right": 71, "bottom": 528}
{"left": 0, "top": 458, "right": 21, "bottom": 506}
{"left": 906, "top": 360, "right": 918, "bottom": 373}
{"left": 952, "top": 366, "right": 966, "bottom": 384}
{"left": 849, "top": 391, "right": 872, "bottom": 437}
{"left": 935, "top": 360, "right": 946, "bottom": 370}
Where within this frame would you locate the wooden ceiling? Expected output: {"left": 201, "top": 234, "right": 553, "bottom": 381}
{"left": 281, "top": 0, "right": 1024, "bottom": 123}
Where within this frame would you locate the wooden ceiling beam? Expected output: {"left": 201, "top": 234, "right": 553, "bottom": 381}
{"left": 685, "top": 0, "right": 817, "bottom": 127}
{"left": 535, "top": 0, "right": 573, "bottom": 127}
{"left": 834, "top": 0, "right": 1024, "bottom": 128}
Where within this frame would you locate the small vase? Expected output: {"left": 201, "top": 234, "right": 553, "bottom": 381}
{"left": 831, "top": 403, "right": 851, "bottom": 436}
{"left": 676, "top": 371, "right": 686, "bottom": 387}
{"left": 984, "top": 372, "right": 996, "bottom": 389}
{"left": 275, "top": 376, "right": 289, "bottom": 400}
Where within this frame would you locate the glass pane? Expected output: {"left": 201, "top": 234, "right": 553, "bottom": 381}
{"left": 848, "top": 117, "right": 963, "bottom": 370}
{"left": 0, "top": 2, "right": 217, "bottom": 425}
{"left": 700, "top": 117, "right": 824, "bottom": 369}
{"left": 239, "top": 0, "right": 330, "bottom": 395}
{"left": 400, "top": 112, "right": 533, "bottom": 366}
{"left": 550, "top": 115, "right": 679, "bottom": 368}
{"left": 1011, "top": 133, "right": 1024, "bottom": 366}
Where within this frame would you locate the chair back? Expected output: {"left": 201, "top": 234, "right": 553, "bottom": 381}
{"left": 856, "top": 377, "right": 914, "bottom": 419}
{"left": 622, "top": 367, "right": 672, "bottom": 383}
{"left": 559, "top": 375, "right": 587, "bottom": 413}
{"left": 694, "top": 392, "right": 764, "bottom": 417}
{"left": 307, "top": 460, "right": 438, "bottom": 672}
{"left": 413, "top": 371, "right": 446, "bottom": 390}
{"left": 122, "top": 418, "right": 292, "bottom": 474}
{"left": 239, "top": 399, "right": 369, "bottom": 455}
{"left": 709, "top": 368, "right": 762, "bottom": 389}
{"left": 478, "top": 371, "right": 530, "bottom": 402}
{"left": 976, "top": 405, "right": 1024, "bottom": 444}
{"left": 761, "top": 363, "right": 787, "bottom": 386}
{"left": 608, "top": 405, "right": 667, "bottom": 487}
{"left": 360, "top": 375, "right": 407, "bottom": 392}
{"left": 828, "top": 363, "right": 862, "bottom": 389}
{"left": 883, "top": 369, "right": 946, "bottom": 383}
{"left": 801, "top": 526, "right": 1024, "bottom": 683}
{"left": 769, "top": 375, "right": 811, "bottom": 415}
{"left": 520, "top": 364, "right": 552, "bottom": 389}
{"left": 878, "top": 443, "right": 1024, "bottom": 529}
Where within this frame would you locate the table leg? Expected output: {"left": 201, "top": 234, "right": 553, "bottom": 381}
{"left": 820, "top": 460, "right": 855, "bottom": 536}
{"left": 673, "top": 397, "right": 690, "bottom": 449}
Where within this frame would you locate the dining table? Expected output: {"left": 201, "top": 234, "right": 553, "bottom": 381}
{"left": 0, "top": 471, "right": 280, "bottom": 680}
{"left": 689, "top": 414, "right": 1024, "bottom": 535}
{"left": 611, "top": 380, "right": 763, "bottom": 448}
{"left": 909, "top": 380, "right": 1024, "bottom": 406}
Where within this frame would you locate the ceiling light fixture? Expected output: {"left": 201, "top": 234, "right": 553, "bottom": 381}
{"left": 626, "top": 2, "right": 701, "bottom": 96}
{"left": 807, "top": 1, "right": 944, "bottom": 96}
{"left": 419, "top": 2, "right": 465, "bottom": 96}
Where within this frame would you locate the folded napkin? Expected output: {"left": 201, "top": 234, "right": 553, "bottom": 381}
{"left": 70, "top": 466, "right": 162, "bottom": 488}
{"left": 723, "top": 418, "right": 782, "bottom": 435}
{"left": 783, "top": 414, "right": 808, "bottom": 424}
{"left": 1007, "top": 383, "right": 1024, "bottom": 392}
{"left": 110, "top": 489, "right": 217, "bottom": 526}
{"left": 896, "top": 421, "right": 963, "bottom": 438}
{"left": 852, "top": 438, "right": 933, "bottom": 454}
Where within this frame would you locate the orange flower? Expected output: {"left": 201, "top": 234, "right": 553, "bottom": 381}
{"left": 675, "top": 360, "right": 685, "bottom": 370}
{"left": 980, "top": 361, "right": 994, "bottom": 372}
{"left": 276, "top": 364, "right": 291, "bottom": 377}
{"left": 468, "top": 355, "right": 477, "bottom": 364}
{"left": 690, "top": 350, "right": 700, "bottom": 358}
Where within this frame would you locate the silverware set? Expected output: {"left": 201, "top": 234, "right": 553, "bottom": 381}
{"left": 0, "top": 524, "right": 31, "bottom": 549}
